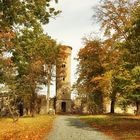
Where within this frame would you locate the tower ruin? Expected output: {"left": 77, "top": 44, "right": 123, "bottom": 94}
{"left": 55, "top": 45, "right": 72, "bottom": 113}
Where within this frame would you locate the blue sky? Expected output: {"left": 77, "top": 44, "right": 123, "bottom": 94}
{"left": 41, "top": 0, "right": 100, "bottom": 97}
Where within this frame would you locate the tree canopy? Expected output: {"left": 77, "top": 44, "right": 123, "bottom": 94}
{"left": 0, "top": 0, "right": 61, "bottom": 117}
{"left": 75, "top": 0, "right": 140, "bottom": 115}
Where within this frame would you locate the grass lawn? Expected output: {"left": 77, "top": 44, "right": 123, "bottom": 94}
{"left": 0, "top": 115, "right": 55, "bottom": 140}
{"left": 79, "top": 114, "right": 140, "bottom": 140}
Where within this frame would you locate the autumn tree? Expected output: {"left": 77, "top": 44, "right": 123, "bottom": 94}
{"left": 35, "top": 34, "right": 60, "bottom": 113}
{"left": 75, "top": 39, "right": 105, "bottom": 114}
{"left": 93, "top": 0, "right": 139, "bottom": 40}
{"left": 0, "top": 28, "right": 18, "bottom": 119}
{"left": 0, "top": 0, "right": 61, "bottom": 117}
{"left": 121, "top": 5, "right": 140, "bottom": 115}
{"left": 92, "top": 0, "right": 140, "bottom": 114}
{"left": 12, "top": 27, "right": 60, "bottom": 116}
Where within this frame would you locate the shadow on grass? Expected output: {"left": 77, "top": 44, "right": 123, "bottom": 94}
{"left": 77, "top": 114, "right": 140, "bottom": 140}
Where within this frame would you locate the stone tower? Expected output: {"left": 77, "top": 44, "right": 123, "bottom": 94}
{"left": 56, "top": 45, "right": 72, "bottom": 113}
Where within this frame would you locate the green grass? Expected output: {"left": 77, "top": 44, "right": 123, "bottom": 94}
{"left": 0, "top": 115, "right": 55, "bottom": 140}
{"left": 79, "top": 114, "right": 140, "bottom": 140}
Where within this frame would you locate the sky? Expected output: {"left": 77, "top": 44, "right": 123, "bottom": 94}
{"left": 41, "top": 0, "right": 100, "bottom": 97}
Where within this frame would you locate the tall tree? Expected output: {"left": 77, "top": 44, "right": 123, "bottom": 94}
{"left": 76, "top": 39, "right": 105, "bottom": 114}
{"left": 122, "top": 5, "right": 140, "bottom": 115}
{"left": 92, "top": 0, "right": 140, "bottom": 114}
{"left": 12, "top": 28, "right": 60, "bottom": 116}
{"left": 0, "top": 0, "right": 61, "bottom": 116}
{"left": 35, "top": 34, "right": 59, "bottom": 113}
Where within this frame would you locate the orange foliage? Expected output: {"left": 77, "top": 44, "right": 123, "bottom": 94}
{"left": 31, "top": 58, "right": 44, "bottom": 74}
{"left": 0, "top": 115, "right": 55, "bottom": 140}
{"left": 0, "top": 31, "right": 15, "bottom": 39}
{"left": 5, "top": 58, "right": 13, "bottom": 66}
{"left": 0, "top": 31, "right": 16, "bottom": 51}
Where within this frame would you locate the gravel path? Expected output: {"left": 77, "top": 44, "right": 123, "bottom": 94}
{"left": 43, "top": 115, "right": 112, "bottom": 140}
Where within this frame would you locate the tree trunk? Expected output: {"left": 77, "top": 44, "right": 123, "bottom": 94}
{"left": 46, "top": 65, "right": 51, "bottom": 114}
{"left": 30, "top": 96, "right": 35, "bottom": 117}
{"left": 110, "top": 92, "right": 116, "bottom": 113}
{"left": 29, "top": 79, "right": 37, "bottom": 117}
{"left": 136, "top": 102, "right": 140, "bottom": 115}
{"left": 30, "top": 91, "right": 36, "bottom": 117}
{"left": 46, "top": 79, "right": 50, "bottom": 113}
{"left": 110, "top": 99, "right": 115, "bottom": 113}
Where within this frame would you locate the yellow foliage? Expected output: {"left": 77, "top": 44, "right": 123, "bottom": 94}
{"left": 0, "top": 115, "right": 55, "bottom": 140}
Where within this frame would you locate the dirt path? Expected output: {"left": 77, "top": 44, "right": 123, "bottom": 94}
{"left": 43, "top": 115, "right": 112, "bottom": 140}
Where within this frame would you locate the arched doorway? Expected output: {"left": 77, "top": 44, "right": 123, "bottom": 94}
{"left": 61, "top": 102, "right": 66, "bottom": 112}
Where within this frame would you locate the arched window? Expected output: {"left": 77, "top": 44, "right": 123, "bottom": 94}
{"left": 62, "top": 63, "right": 66, "bottom": 68}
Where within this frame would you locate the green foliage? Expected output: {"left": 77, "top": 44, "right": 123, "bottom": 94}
{"left": 93, "top": 0, "right": 140, "bottom": 114}
{"left": 0, "top": 0, "right": 61, "bottom": 29}
{"left": 75, "top": 0, "right": 140, "bottom": 114}
{"left": 120, "top": 5, "right": 140, "bottom": 114}
{"left": 0, "top": 0, "right": 61, "bottom": 117}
